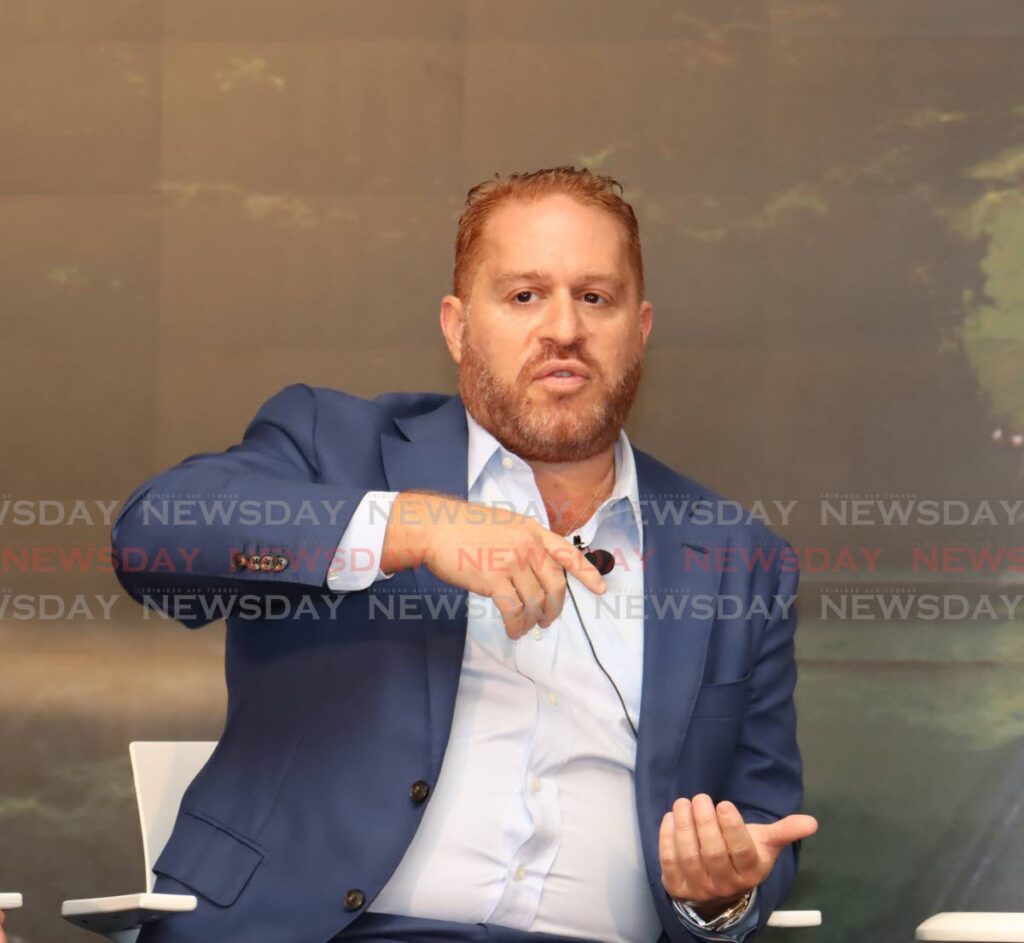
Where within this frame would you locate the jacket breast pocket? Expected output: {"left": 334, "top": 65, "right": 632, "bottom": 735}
{"left": 690, "top": 672, "right": 752, "bottom": 719}
{"left": 152, "top": 810, "right": 265, "bottom": 907}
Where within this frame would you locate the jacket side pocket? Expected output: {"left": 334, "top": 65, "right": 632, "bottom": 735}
{"left": 152, "top": 810, "right": 265, "bottom": 907}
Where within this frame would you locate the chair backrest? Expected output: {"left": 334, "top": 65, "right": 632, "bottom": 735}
{"left": 129, "top": 741, "right": 217, "bottom": 892}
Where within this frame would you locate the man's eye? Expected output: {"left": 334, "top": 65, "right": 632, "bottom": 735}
{"left": 582, "top": 292, "right": 605, "bottom": 304}
{"left": 513, "top": 291, "right": 536, "bottom": 303}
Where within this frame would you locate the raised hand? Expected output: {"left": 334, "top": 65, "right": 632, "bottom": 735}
{"left": 381, "top": 491, "right": 606, "bottom": 639}
{"left": 659, "top": 793, "right": 818, "bottom": 909}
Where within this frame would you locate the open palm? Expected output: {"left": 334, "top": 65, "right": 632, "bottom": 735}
{"left": 660, "top": 793, "right": 818, "bottom": 904}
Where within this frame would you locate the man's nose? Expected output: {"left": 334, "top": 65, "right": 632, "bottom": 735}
{"left": 540, "top": 290, "right": 586, "bottom": 346}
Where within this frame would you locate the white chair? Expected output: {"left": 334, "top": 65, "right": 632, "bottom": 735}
{"left": 60, "top": 742, "right": 820, "bottom": 938}
{"left": 917, "top": 913, "right": 1024, "bottom": 941}
{"left": 0, "top": 893, "right": 23, "bottom": 927}
{"left": 0, "top": 893, "right": 22, "bottom": 943}
{"left": 768, "top": 909, "right": 821, "bottom": 929}
{"left": 61, "top": 742, "right": 215, "bottom": 942}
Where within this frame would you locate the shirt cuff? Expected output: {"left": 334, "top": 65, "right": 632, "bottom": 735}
{"left": 325, "top": 490, "right": 399, "bottom": 592}
{"left": 671, "top": 886, "right": 760, "bottom": 942}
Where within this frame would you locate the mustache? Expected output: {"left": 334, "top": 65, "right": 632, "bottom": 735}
{"left": 520, "top": 347, "right": 600, "bottom": 382}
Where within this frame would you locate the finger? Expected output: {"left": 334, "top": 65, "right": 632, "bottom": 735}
{"left": 540, "top": 531, "right": 606, "bottom": 595}
{"left": 491, "top": 580, "right": 527, "bottom": 639}
{"left": 759, "top": 813, "right": 819, "bottom": 850}
{"left": 670, "top": 797, "right": 709, "bottom": 897}
{"left": 659, "top": 811, "right": 686, "bottom": 896}
{"left": 717, "top": 800, "right": 759, "bottom": 878}
{"left": 533, "top": 550, "right": 567, "bottom": 627}
{"left": 509, "top": 566, "right": 546, "bottom": 633}
{"left": 691, "top": 793, "right": 741, "bottom": 894}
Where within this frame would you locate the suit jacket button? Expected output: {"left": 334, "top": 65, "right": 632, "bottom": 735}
{"left": 246, "top": 554, "right": 262, "bottom": 571}
{"left": 232, "top": 552, "right": 248, "bottom": 571}
{"left": 260, "top": 554, "right": 274, "bottom": 571}
{"left": 410, "top": 780, "right": 430, "bottom": 804}
{"left": 344, "top": 888, "right": 365, "bottom": 911}
{"left": 272, "top": 554, "right": 288, "bottom": 572}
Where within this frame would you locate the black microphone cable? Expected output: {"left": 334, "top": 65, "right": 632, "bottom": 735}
{"left": 564, "top": 537, "right": 638, "bottom": 740}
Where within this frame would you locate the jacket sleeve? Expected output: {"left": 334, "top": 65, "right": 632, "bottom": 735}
{"left": 111, "top": 383, "right": 372, "bottom": 628}
{"left": 721, "top": 543, "right": 805, "bottom": 932}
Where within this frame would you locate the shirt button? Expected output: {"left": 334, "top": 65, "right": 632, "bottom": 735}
{"left": 531, "top": 777, "right": 542, "bottom": 793}
{"left": 501, "top": 455, "right": 515, "bottom": 470}
{"left": 530, "top": 627, "right": 543, "bottom": 640}
{"left": 514, "top": 865, "right": 527, "bottom": 881}
{"left": 546, "top": 691, "right": 559, "bottom": 706}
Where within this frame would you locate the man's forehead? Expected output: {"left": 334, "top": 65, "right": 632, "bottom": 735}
{"left": 476, "top": 218, "right": 631, "bottom": 284}
{"left": 486, "top": 197, "right": 624, "bottom": 243}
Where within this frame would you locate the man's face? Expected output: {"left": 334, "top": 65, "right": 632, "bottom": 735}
{"left": 440, "top": 193, "right": 653, "bottom": 463}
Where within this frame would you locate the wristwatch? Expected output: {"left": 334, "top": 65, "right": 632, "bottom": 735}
{"left": 676, "top": 888, "right": 755, "bottom": 932}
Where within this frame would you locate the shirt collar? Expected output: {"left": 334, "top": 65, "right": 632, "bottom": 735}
{"left": 464, "top": 406, "right": 643, "bottom": 539}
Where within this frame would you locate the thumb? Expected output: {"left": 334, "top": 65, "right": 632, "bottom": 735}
{"left": 756, "top": 813, "right": 818, "bottom": 850}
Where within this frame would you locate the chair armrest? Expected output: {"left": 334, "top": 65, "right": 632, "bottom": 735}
{"left": 767, "top": 909, "right": 823, "bottom": 928}
{"left": 62, "top": 893, "right": 197, "bottom": 935}
{"left": 917, "top": 912, "right": 1024, "bottom": 942}
{"left": 0, "top": 894, "right": 22, "bottom": 910}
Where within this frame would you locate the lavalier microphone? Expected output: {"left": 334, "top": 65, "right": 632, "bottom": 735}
{"left": 573, "top": 536, "right": 616, "bottom": 576}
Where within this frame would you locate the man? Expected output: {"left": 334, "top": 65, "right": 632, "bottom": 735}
{"left": 113, "top": 166, "right": 816, "bottom": 943}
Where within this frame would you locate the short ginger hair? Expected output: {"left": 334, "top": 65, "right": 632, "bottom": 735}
{"left": 453, "top": 165, "right": 645, "bottom": 303}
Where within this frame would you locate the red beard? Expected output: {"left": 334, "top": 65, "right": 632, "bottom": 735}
{"left": 457, "top": 325, "right": 645, "bottom": 464}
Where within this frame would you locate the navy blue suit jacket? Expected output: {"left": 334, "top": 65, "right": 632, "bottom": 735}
{"left": 113, "top": 384, "right": 804, "bottom": 943}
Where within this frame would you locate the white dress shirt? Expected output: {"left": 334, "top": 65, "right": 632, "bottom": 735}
{"left": 326, "top": 408, "right": 755, "bottom": 942}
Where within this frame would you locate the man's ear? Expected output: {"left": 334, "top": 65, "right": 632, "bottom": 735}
{"left": 639, "top": 299, "right": 653, "bottom": 345}
{"left": 439, "top": 295, "right": 466, "bottom": 364}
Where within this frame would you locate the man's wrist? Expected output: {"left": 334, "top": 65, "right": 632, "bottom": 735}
{"left": 674, "top": 887, "right": 756, "bottom": 932}
{"left": 691, "top": 891, "right": 748, "bottom": 921}
{"left": 380, "top": 491, "right": 435, "bottom": 573}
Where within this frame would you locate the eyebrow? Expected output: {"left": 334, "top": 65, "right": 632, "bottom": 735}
{"left": 492, "top": 270, "right": 626, "bottom": 292}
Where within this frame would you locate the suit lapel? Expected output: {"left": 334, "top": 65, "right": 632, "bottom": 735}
{"left": 632, "top": 450, "right": 725, "bottom": 888}
{"left": 380, "top": 395, "right": 470, "bottom": 780}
